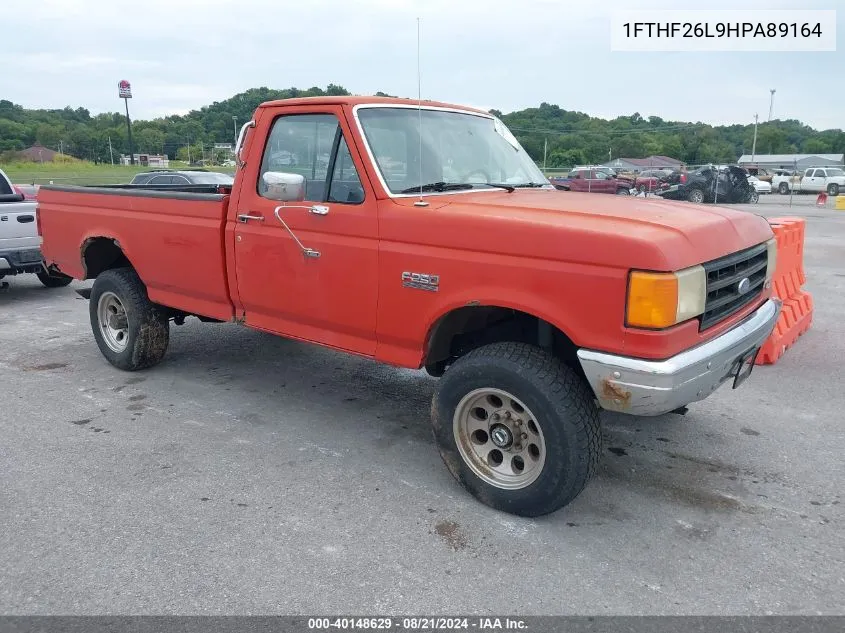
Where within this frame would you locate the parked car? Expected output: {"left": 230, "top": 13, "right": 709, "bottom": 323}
{"left": 771, "top": 166, "right": 845, "bottom": 195}
{"left": 634, "top": 169, "right": 674, "bottom": 193}
{"left": 0, "top": 169, "right": 72, "bottom": 287}
{"left": 129, "top": 170, "right": 235, "bottom": 186}
{"left": 550, "top": 168, "right": 633, "bottom": 195}
{"left": 747, "top": 175, "right": 772, "bottom": 194}
{"left": 659, "top": 165, "right": 758, "bottom": 204}
{"left": 38, "top": 96, "right": 779, "bottom": 517}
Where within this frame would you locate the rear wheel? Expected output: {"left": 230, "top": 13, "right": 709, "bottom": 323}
{"left": 828, "top": 183, "right": 840, "bottom": 196}
{"left": 778, "top": 182, "right": 789, "bottom": 195}
{"left": 687, "top": 187, "right": 705, "bottom": 204}
{"left": 616, "top": 188, "right": 630, "bottom": 196}
{"left": 89, "top": 268, "right": 170, "bottom": 371}
{"left": 37, "top": 270, "right": 73, "bottom": 288}
{"left": 431, "top": 342, "right": 601, "bottom": 517}
{"left": 748, "top": 190, "right": 760, "bottom": 204}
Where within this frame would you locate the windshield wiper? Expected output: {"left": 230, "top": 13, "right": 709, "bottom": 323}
{"left": 398, "top": 181, "right": 517, "bottom": 194}
{"left": 399, "top": 182, "right": 473, "bottom": 194}
{"left": 511, "top": 182, "right": 547, "bottom": 188}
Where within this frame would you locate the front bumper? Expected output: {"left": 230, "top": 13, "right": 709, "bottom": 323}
{"left": 576, "top": 298, "right": 781, "bottom": 416}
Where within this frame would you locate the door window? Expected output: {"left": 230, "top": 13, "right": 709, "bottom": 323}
{"left": 812, "top": 169, "right": 825, "bottom": 178}
{"left": 259, "top": 114, "right": 363, "bottom": 204}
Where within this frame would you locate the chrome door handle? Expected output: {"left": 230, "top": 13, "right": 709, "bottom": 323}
{"left": 237, "top": 214, "right": 264, "bottom": 223}
{"left": 309, "top": 205, "right": 329, "bottom": 216}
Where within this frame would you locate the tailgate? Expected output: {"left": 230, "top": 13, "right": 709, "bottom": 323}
{"left": 0, "top": 201, "right": 40, "bottom": 251}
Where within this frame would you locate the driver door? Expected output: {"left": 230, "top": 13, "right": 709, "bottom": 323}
{"left": 232, "top": 107, "right": 379, "bottom": 356}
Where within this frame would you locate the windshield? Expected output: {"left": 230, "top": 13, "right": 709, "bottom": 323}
{"left": 826, "top": 168, "right": 844, "bottom": 177}
{"left": 357, "top": 107, "right": 548, "bottom": 194}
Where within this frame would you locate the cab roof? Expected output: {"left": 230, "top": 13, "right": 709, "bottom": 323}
{"left": 257, "top": 95, "right": 489, "bottom": 116}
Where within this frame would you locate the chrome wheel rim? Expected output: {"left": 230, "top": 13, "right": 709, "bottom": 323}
{"left": 690, "top": 189, "right": 703, "bottom": 203}
{"left": 97, "top": 291, "right": 129, "bottom": 353}
{"left": 453, "top": 388, "right": 547, "bottom": 490}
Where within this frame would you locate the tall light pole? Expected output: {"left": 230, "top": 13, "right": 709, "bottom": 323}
{"left": 118, "top": 80, "right": 135, "bottom": 165}
{"left": 751, "top": 113, "right": 759, "bottom": 163}
{"left": 232, "top": 116, "right": 238, "bottom": 147}
{"left": 768, "top": 89, "right": 776, "bottom": 122}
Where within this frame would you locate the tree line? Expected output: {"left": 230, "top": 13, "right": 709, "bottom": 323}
{"left": 0, "top": 84, "right": 842, "bottom": 168}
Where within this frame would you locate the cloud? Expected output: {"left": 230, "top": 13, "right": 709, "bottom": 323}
{"left": 1, "top": 0, "right": 842, "bottom": 130}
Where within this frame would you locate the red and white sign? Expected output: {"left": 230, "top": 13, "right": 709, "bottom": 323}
{"left": 118, "top": 80, "right": 132, "bottom": 99}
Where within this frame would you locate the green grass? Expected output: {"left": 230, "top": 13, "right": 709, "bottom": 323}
{"left": 0, "top": 160, "right": 235, "bottom": 186}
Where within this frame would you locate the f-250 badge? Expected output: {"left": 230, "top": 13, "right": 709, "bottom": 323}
{"left": 402, "top": 271, "right": 440, "bottom": 292}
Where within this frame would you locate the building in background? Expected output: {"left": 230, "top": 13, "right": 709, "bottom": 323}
{"left": 119, "top": 153, "right": 169, "bottom": 168}
{"left": 600, "top": 155, "right": 685, "bottom": 173}
{"left": 737, "top": 154, "right": 844, "bottom": 171}
{"left": 20, "top": 144, "right": 58, "bottom": 163}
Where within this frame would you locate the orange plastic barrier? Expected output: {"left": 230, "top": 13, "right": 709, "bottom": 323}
{"left": 755, "top": 217, "right": 813, "bottom": 365}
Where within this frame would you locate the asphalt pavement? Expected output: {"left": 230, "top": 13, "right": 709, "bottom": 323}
{"left": 1, "top": 196, "right": 842, "bottom": 615}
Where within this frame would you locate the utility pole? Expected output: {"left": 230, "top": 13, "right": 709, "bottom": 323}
{"left": 768, "top": 89, "right": 776, "bottom": 122}
{"left": 751, "top": 113, "right": 759, "bottom": 163}
{"left": 200, "top": 140, "right": 204, "bottom": 164}
{"left": 108, "top": 135, "right": 115, "bottom": 165}
{"left": 58, "top": 140, "right": 63, "bottom": 159}
{"left": 543, "top": 137, "right": 548, "bottom": 173}
{"left": 232, "top": 116, "right": 238, "bottom": 147}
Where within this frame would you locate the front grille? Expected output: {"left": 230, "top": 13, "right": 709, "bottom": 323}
{"left": 700, "top": 243, "right": 768, "bottom": 330}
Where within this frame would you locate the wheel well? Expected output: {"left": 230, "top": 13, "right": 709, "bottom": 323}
{"left": 81, "top": 237, "right": 132, "bottom": 279}
{"left": 424, "top": 306, "right": 581, "bottom": 378}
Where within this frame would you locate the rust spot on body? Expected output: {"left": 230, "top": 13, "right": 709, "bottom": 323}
{"left": 601, "top": 378, "right": 631, "bottom": 407}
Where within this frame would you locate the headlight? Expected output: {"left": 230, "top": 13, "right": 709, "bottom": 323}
{"left": 626, "top": 265, "right": 707, "bottom": 329}
{"left": 765, "top": 237, "right": 777, "bottom": 285}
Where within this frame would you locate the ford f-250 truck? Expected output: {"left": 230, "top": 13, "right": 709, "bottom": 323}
{"left": 37, "top": 96, "right": 780, "bottom": 517}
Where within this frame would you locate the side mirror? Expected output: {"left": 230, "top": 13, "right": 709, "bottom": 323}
{"left": 262, "top": 172, "right": 306, "bottom": 202}
{"left": 605, "top": 174, "right": 613, "bottom": 180}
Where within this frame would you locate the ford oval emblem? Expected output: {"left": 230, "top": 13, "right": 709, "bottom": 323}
{"left": 737, "top": 277, "right": 751, "bottom": 294}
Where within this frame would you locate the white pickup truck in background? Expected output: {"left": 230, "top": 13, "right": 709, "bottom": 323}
{"left": 772, "top": 166, "right": 845, "bottom": 196}
{"left": 0, "top": 168, "right": 72, "bottom": 288}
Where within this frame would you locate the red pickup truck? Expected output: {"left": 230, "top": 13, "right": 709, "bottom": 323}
{"left": 38, "top": 96, "right": 780, "bottom": 517}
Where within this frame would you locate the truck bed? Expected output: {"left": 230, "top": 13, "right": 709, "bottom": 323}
{"left": 38, "top": 184, "right": 235, "bottom": 321}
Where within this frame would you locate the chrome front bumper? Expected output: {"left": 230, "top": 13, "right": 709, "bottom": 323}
{"left": 577, "top": 298, "right": 781, "bottom": 416}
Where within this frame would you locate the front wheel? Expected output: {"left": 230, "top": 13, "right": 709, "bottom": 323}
{"left": 616, "top": 188, "right": 630, "bottom": 196}
{"left": 778, "top": 182, "right": 789, "bottom": 195}
{"left": 748, "top": 190, "right": 760, "bottom": 204}
{"left": 89, "top": 268, "right": 170, "bottom": 371}
{"left": 828, "top": 183, "right": 840, "bottom": 196}
{"left": 687, "top": 187, "right": 705, "bottom": 204}
{"left": 431, "top": 342, "right": 601, "bottom": 517}
{"left": 37, "top": 270, "right": 73, "bottom": 288}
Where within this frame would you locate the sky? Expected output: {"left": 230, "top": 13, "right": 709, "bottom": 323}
{"left": 2, "top": 0, "right": 843, "bottom": 130}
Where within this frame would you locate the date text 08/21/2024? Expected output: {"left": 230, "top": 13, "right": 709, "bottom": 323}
{"left": 307, "top": 617, "right": 528, "bottom": 630}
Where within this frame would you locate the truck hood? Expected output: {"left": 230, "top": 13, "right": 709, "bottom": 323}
{"left": 392, "top": 189, "right": 773, "bottom": 271}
